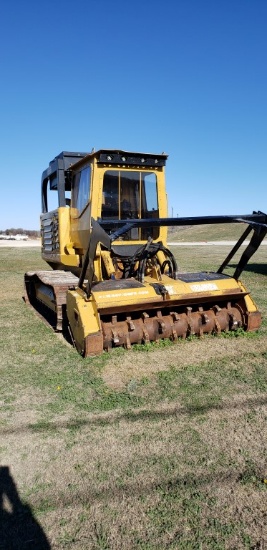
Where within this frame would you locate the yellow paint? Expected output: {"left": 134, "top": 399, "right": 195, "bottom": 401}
{"left": 66, "top": 288, "right": 101, "bottom": 354}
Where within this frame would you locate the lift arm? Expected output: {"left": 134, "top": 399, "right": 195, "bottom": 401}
{"left": 81, "top": 211, "right": 267, "bottom": 299}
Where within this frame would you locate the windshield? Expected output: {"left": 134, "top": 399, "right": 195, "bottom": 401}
{"left": 101, "top": 170, "right": 159, "bottom": 240}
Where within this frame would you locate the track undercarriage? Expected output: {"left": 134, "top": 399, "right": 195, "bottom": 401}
{"left": 24, "top": 270, "right": 79, "bottom": 332}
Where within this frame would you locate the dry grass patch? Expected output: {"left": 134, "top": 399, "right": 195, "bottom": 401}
{"left": 102, "top": 334, "right": 267, "bottom": 390}
{"left": 2, "top": 393, "right": 266, "bottom": 548}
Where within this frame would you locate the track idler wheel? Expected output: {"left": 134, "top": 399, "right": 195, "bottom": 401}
{"left": 101, "top": 303, "right": 245, "bottom": 351}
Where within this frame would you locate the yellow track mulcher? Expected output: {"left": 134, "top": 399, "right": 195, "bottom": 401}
{"left": 25, "top": 150, "right": 267, "bottom": 355}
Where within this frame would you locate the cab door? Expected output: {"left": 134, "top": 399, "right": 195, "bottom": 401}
{"left": 70, "top": 164, "right": 92, "bottom": 251}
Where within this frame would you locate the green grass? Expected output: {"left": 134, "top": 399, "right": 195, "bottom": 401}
{"left": 168, "top": 221, "right": 267, "bottom": 242}
{"left": 0, "top": 245, "right": 267, "bottom": 549}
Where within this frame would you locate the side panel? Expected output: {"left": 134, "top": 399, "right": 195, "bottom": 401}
{"left": 41, "top": 207, "right": 80, "bottom": 268}
{"left": 67, "top": 288, "right": 103, "bottom": 355}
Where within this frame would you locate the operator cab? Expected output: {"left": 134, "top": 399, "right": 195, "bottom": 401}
{"left": 97, "top": 150, "right": 168, "bottom": 241}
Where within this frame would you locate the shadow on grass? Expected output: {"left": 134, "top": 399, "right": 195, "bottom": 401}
{"left": 230, "top": 262, "right": 267, "bottom": 276}
{"left": 0, "top": 466, "right": 50, "bottom": 549}
{"left": 1, "top": 395, "right": 267, "bottom": 436}
{"left": 23, "top": 295, "right": 73, "bottom": 347}
{"left": 5, "top": 463, "right": 264, "bottom": 515}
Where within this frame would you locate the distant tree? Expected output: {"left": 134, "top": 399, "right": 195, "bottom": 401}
{"left": 3, "top": 228, "right": 40, "bottom": 238}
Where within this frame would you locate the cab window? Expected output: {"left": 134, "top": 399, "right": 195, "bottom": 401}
{"left": 72, "top": 166, "right": 91, "bottom": 215}
{"left": 101, "top": 170, "right": 159, "bottom": 239}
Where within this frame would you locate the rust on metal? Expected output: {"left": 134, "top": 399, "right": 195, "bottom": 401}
{"left": 99, "top": 302, "right": 246, "bottom": 354}
{"left": 246, "top": 311, "right": 261, "bottom": 331}
{"left": 84, "top": 331, "right": 104, "bottom": 356}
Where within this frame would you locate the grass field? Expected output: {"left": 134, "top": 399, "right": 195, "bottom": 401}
{"left": 168, "top": 222, "right": 267, "bottom": 243}
{"left": 0, "top": 240, "right": 267, "bottom": 549}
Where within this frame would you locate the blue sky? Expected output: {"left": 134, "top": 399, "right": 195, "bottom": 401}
{"left": 0, "top": 0, "right": 266, "bottom": 230}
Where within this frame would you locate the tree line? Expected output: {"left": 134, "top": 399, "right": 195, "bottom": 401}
{"left": 1, "top": 228, "right": 40, "bottom": 238}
